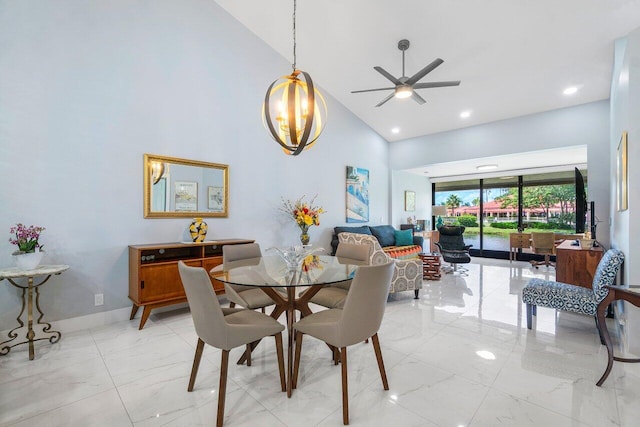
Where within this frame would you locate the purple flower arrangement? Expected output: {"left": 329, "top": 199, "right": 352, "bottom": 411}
{"left": 9, "top": 223, "right": 45, "bottom": 254}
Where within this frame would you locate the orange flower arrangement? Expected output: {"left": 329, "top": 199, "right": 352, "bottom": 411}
{"left": 281, "top": 195, "right": 325, "bottom": 245}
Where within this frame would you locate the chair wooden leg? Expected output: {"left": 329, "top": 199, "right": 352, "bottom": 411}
{"left": 217, "top": 350, "right": 230, "bottom": 427}
{"left": 340, "top": 347, "right": 349, "bottom": 425}
{"left": 371, "top": 333, "right": 389, "bottom": 390}
{"left": 245, "top": 344, "right": 252, "bottom": 366}
{"left": 261, "top": 307, "right": 266, "bottom": 314}
{"left": 229, "top": 302, "right": 235, "bottom": 308}
{"left": 274, "top": 332, "right": 286, "bottom": 392}
{"left": 188, "top": 338, "right": 205, "bottom": 391}
{"left": 595, "top": 316, "right": 606, "bottom": 345}
{"left": 292, "top": 331, "right": 303, "bottom": 389}
{"left": 526, "top": 304, "right": 533, "bottom": 330}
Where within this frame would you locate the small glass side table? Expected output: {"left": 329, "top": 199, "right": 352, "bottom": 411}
{"left": 0, "top": 264, "right": 69, "bottom": 360}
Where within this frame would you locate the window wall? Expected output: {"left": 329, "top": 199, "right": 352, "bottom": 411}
{"left": 433, "top": 170, "right": 584, "bottom": 259}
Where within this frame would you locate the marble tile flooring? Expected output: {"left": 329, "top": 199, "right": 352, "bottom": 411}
{"left": 2, "top": 258, "right": 640, "bottom": 426}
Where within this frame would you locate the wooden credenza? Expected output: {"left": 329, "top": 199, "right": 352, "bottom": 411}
{"left": 555, "top": 240, "right": 604, "bottom": 289}
{"left": 128, "top": 239, "right": 254, "bottom": 329}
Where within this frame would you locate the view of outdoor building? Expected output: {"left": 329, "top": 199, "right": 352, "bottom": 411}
{"left": 434, "top": 171, "right": 584, "bottom": 256}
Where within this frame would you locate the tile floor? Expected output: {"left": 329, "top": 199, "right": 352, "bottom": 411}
{"left": 1, "top": 258, "right": 640, "bottom": 426}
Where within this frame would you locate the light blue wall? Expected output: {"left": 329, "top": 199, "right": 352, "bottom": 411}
{"left": 610, "top": 27, "right": 640, "bottom": 350}
{"left": 0, "top": 1, "right": 389, "bottom": 328}
{"left": 389, "top": 101, "right": 611, "bottom": 246}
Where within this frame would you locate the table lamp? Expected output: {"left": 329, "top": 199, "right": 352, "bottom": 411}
{"left": 432, "top": 205, "right": 447, "bottom": 229}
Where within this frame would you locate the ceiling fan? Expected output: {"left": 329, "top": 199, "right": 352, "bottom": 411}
{"left": 351, "top": 39, "right": 461, "bottom": 107}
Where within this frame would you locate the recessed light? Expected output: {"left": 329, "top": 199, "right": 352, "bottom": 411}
{"left": 477, "top": 164, "right": 498, "bottom": 171}
{"left": 460, "top": 110, "right": 471, "bottom": 118}
{"left": 391, "top": 127, "right": 400, "bottom": 134}
{"left": 563, "top": 86, "right": 578, "bottom": 95}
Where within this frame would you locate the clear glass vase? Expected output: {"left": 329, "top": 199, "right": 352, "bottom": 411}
{"left": 300, "top": 232, "right": 310, "bottom": 245}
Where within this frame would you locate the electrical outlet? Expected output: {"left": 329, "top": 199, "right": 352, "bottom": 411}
{"left": 94, "top": 293, "right": 104, "bottom": 306}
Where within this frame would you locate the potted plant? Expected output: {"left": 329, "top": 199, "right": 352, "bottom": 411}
{"left": 9, "top": 223, "right": 45, "bottom": 270}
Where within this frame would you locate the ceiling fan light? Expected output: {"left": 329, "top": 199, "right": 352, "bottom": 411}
{"left": 394, "top": 85, "right": 413, "bottom": 99}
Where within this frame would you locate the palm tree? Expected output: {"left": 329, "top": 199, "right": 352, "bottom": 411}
{"left": 446, "top": 194, "right": 462, "bottom": 216}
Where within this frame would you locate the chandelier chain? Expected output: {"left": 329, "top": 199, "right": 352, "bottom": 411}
{"left": 292, "top": 0, "right": 297, "bottom": 71}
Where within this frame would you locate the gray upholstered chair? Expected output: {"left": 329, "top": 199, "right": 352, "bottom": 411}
{"left": 214, "top": 243, "right": 279, "bottom": 313}
{"left": 522, "top": 249, "right": 624, "bottom": 335}
{"left": 304, "top": 243, "right": 370, "bottom": 309}
{"left": 292, "top": 261, "right": 395, "bottom": 425}
{"left": 178, "top": 261, "right": 286, "bottom": 427}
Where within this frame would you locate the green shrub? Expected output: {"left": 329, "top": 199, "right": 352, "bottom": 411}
{"left": 457, "top": 215, "right": 479, "bottom": 227}
{"left": 489, "top": 222, "right": 518, "bottom": 229}
{"left": 523, "top": 222, "right": 570, "bottom": 230}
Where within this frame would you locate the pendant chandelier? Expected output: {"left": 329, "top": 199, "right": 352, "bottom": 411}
{"left": 262, "top": 0, "right": 327, "bottom": 156}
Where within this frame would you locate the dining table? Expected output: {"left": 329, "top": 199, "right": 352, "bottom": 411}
{"left": 212, "top": 254, "right": 357, "bottom": 397}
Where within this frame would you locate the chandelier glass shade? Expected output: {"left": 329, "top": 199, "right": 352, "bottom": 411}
{"left": 263, "top": 70, "right": 327, "bottom": 155}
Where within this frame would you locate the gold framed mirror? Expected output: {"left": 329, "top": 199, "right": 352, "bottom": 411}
{"left": 144, "top": 154, "right": 229, "bottom": 218}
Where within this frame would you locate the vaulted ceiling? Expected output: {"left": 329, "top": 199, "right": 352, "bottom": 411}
{"left": 215, "top": 1, "right": 639, "bottom": 175}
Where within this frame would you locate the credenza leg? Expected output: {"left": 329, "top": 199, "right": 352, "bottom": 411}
{"left": 130, "top": 304, "right": 140, "bottom": 320}
{"left": 139, "top": 306, "right": 152, "bottom": 330}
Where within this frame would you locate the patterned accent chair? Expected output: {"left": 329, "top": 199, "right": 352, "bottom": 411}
{"left": 522, "top": 249, "right": 624, "bottom": 335}
{"left": 338, "top": 232, "right": 422, "bottom": 298}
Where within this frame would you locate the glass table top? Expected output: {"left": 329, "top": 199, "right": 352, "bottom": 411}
{"left": 213, "top": 255, "right": 357, "bottom": 288}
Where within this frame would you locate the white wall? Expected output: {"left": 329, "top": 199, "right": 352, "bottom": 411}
{"left": 0, "top": 1, "right": 389, "bottom": 329}
{"left": 389, "top": 101, "right": 611, "bottom": 246}
{"left": 391, "top": 171, "right": 431, "bottom": 229}
{"left": 610, "top": 27, "right": 640, "bottom": 352}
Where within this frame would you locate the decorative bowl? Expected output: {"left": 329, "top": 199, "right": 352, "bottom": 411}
{"left": 269, "top": 245, "right": 324, "bottom": 270}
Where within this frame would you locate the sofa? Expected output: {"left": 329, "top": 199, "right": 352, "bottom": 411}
{"left": 337, "top": 232, "right": 423, "bottom": 298}
{"left": 331, "top": 225, "right": 424, "bottom": 256}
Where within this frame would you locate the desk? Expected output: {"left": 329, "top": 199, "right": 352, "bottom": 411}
{"left": 596, "top": 285, "right": 640, "bottom": 386}
{"left": 555, "top": 240, "right": 604, "bottom": 289}
{"left": 213, "top": 255, "right": 355, "bottom": 397}
{"left": 0, "top": 265, "right": 69, "bottom": 360}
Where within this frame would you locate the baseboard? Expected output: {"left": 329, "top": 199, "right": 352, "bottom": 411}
{"left": 0, "top": 295, "right": 229, "bottom": 336}
{"left": 53, "top": 307, "right": 133, "bottom": 333}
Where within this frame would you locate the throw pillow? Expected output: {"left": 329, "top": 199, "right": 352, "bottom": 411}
{"left": 394, "top": 229, "right": 413, "bottom": 246}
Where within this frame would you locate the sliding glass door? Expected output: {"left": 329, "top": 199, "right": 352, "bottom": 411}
{"left": 433, "top": 170, "right": 583, "bottom": 259}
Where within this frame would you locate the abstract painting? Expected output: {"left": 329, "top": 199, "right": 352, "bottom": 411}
{"left": 346, "top": 166, "right": 369, "bottom": 223}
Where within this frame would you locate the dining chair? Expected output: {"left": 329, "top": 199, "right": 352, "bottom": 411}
{"left": 305, "top": 243, "right": 370, "bottom": 309}
{"left": 530, "top": 232, "right": 556, "bottom": 268}
{"left": 213, "top": 243, "right": 279, "bottom": 313}
{"left": 178, "top": 261, "right": 286, "bottom": 427}
{"left": 292, "top": 261, "right": 395, "bottom": 425}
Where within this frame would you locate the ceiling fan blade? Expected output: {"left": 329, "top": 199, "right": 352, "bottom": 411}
{"left": 375, "top": 93, "right": 395, "bottom": 107}
{"left": 406, "top": 58, "right": 444, "bottom": 86}
{"left": 374, "top": 66, "right": 402, "bottom": 85}
{"left": 351, "top": 87, "right": 396, "bottom": 94}
{"left": 411, "top": 92, "right": 426, "bottom": 105}
{"left": 413, "top": 81, "right": 461, "bottom": 89}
